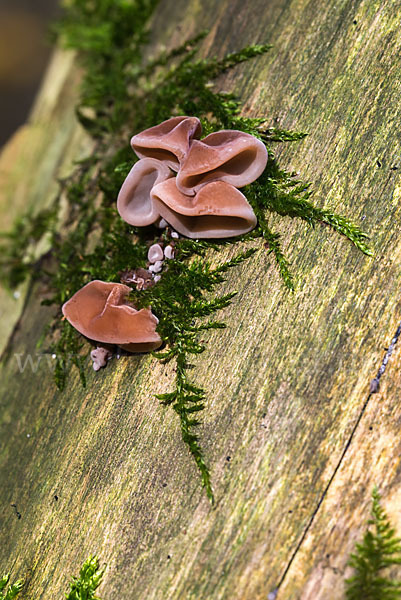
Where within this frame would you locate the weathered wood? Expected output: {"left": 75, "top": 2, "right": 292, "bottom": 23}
{"left": 0, "top": 1, "right": 400, "bottom": 599}
{"left": 0, "top": 49, "right": 92, "bottom": 354}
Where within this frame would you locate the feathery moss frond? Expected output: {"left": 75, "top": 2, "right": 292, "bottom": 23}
{"left": 65, "top": 556, "right": 104, "bottom": 600}
{"left": 346, "top": 487, "right": 401, "bottom": 600}
{"left": 0, "top": 573, "right": 23, "bottom": 600}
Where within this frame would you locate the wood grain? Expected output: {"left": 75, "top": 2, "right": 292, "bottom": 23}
{"left": 0, "top": 1, "right": 400, "bottom": 598}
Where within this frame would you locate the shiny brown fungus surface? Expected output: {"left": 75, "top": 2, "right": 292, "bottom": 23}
{"left": 176, "top": 130, "right": 268, "bottom": 195}
{"left": 116, "top": 158, "right": 172, "bottom": 226}
{"left": 151, "top": 178, "right": 257, "bottom": 238}
{"left": 62, "top": 280, "right": 162, "bottom": 352}
{"left": 131, "top": 116, "right": 202, "bottom": 171}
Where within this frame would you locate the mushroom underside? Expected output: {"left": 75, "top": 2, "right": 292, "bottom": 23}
{"left": 120, "top": 341, "right": 162, "bottom": 352}
{"left": 131, "top": 146, "right": 180, "bottom": 170}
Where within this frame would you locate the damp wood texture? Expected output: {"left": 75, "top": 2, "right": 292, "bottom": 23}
{"left": 1, "top": 1, "right": 401, "bottom": 598}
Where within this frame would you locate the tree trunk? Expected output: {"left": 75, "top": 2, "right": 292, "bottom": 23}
{"left": 1, "top": 1, "right": 400, "bottom": 599}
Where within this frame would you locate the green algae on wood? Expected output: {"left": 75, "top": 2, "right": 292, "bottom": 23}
{"left": 2, "top": 0, "right": 400, "bottom": 598}
{"left": 0, "top": 0, "right": 370, "bottom": 503}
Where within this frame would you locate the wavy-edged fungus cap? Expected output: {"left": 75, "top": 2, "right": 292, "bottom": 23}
{"left": 176, "top": 130, "right": 268, "bottom": 195}
{"left": 117, "top": 158, "right": 172, "bottom": 226}
{"left": 131, "top": 116, "right": 202, "bottom": 171}
{"left": 62, "top": 280, "right": 162, "bottom": 352}
{"left": 151, "top": 178, "right": 257, "bottom": 238}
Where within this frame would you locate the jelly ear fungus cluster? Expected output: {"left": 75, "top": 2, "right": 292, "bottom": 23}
{"left": 62, "top": 116, "right": 267, "bottom": 370}
{"left": 117, "top": 116, "right": 267, "bottom": 238}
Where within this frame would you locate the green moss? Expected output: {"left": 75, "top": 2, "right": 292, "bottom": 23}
{"left": 65, "top": 556, "right": 104, "bottom": 600}
{"left": 0, "top": 0, "right": 372, "bottom": 501}
{"left": 0, "top": 573, "right": 23, "bottom": 600}
{"left": 0, "top": 205, "right": 58, "bottom": 290}
{"left": 0, "top": 557, "right": 103, "bottom": 599}
{"left": 346, "top": 487, "right": 401, "bottom": 600}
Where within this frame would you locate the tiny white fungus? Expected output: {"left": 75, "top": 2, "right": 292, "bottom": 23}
{"left": 149, "top": 260, "right": 163, "bottom": 273}
{"left": 148, "top": 243, "right": 164, "bottom": 263}
{"left": 157, "top": 218, "right": 168, "bottom": 228}
{"left": 164, "top": 245, "right": 174, "bottom": 259}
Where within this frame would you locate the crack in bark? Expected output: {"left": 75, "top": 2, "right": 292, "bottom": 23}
{"left": 272, "top": 320, "right": 401, "bottom": 597}
{"left": 369, "top": 322, "right": 401, "bottom": 393}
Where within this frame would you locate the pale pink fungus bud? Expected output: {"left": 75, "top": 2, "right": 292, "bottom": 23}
{"left": 156, "top": 217, "right": 168, "bottom": 229}
{"left": 90, "top": 346, "right": 112, "bottom": 371}
{"left": 164, "top": 245, "right": 174, "bottom": 259}
{"left": 148, "top": 243, "right": 164, "bottom": 263}
{"left": 149, "top": 260, "right": 163, "bottom": 273}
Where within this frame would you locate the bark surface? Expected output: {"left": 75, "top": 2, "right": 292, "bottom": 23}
{"left": 0, "top": 1, "right": 400, "bottom": 599}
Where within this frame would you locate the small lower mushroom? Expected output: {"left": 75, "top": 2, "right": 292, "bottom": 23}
{"left": 62, "top": 280, "right": 162, "bottom": 352}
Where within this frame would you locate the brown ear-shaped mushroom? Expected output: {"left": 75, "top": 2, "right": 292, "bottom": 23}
{"left": 151, "top": 178, "right": 257, "bottom": 238}
{"left": 130, "top": 116, "right": 202, "bottom": 171}
{"left": 176, "top": 130, "right": 268, "bottom": 195}
{"left": 117, "top": 158, "right": 172, "bottom": 226}
{"left": 62, "top": 280, "right": 162, "bottom": 352}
